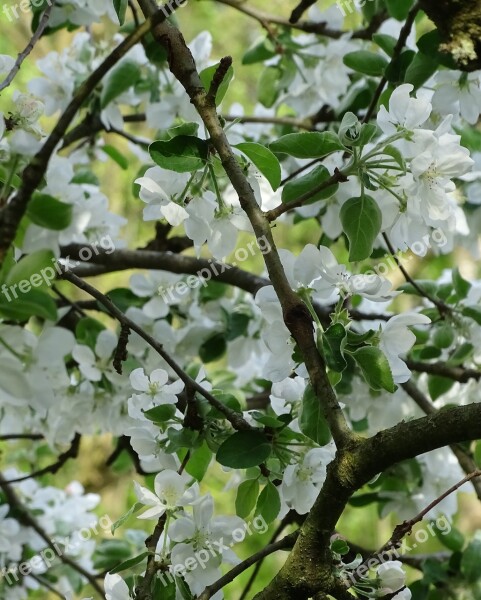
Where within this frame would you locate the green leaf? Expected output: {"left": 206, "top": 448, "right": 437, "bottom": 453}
{"left": 270, "top": 132, "right": 344, "bottom": 158}
{"left": 385, "top": 0, "right": 414, "bottom": 20}
{"left": 404, "top": 52, "right": 438, "bottom": 90}
{"left": 282, "top": 164, "right": 338, "bottom": 204}
{"left": 199, "top": 333, "right": 227, "bottom": 363}
{"left": 93, "top": 540, "right": 132, "bottom": 571}
{"left": 427, "top": 375, "right": 454, "bottom": 401}
{"left": 352, "top": 346, "right": 395, "bottom": 392}
{"left": 166, "top": 122, "right": 199, "bottom": 139}
{"left": 104, "top": 288, "right": 145, "bottom": 313}
{"left": 453, "top": 268, "right": 471, "bottom": 299}
{"left": 343, "top": 51, "right": 388, "bottom": 76}
{"left": 340, "top": 195, "right": 382, "bottom": 261}
{"left": 255, "top": 481, "right": 280, "bottom": 524}
{"left": 76, "top": 317, "right": 106, "bottom": 349}
{"left": 6, "top": 249, "right": 56, "bottom": 288}
{"left": 258, "top": 66, "right": 281, "bottom": 107}
{"left": 0, "top": 291, "right": 58, "bottom": 322}
{"left": 113, "top": 0, "right": 128, "bottom": 25}
{"left": 299, "top": 384, "right": 332, "bottom": 445}
{"left": 373, "top": 33, "right": 398, "bottom": 57}
{"left": 27, "top": 194, "right": 73, "bottom": 230}
{"left": 235, "top": 142, "right": 281, "bottom": 191}
{"left": 447, "top": 342, "right": 474, "bottom": 366}
{"left": 143, "top": 405, "right": 177, "bottom": 423}
{"left": 184, "top": 442, "right": 212, "bottom": 481}
{"left": 433, "top": 523, "right": 464, "bottom": 552}
{"left": 226, "top": 312, "right": 250, "bottom": 341}
{"left": 461, "top": 532, "right": 481, "bottom": 583}
{"left": 417, "top": 30, "right": 457, "bottom": 69}
{"left": 101, "top": 145, "right": 129, "bottom": 170}
{"left": 242, "top": 38, "right": 277, "bottom": 65}
{"left": 474, "top": 440, "right": 481, "bottom": 467}
{"left": 331, "top": 539, "right": 350, "bottom": 556}
{"left": 111, "top": 502, "right": 144, "bottom": 535}
{"left": 338, "top": 111, "right": 361, "bottom": 146}
{"left": 432, "top": 325, "right": 455, "bottom": 349}
{"left": 322, "top": 323, "right": 347, "bottom": 373}
{"left": 216, "top": 431, "right": 271, "bottom": 468}
{"left": 200, "top": 62, "right": 234, "bottom": 105}
{"left": 101, "top": 60, "right": 141, "bottom": 108}
{"left": 236, "top": 479, "right": 259, "bottom": 518}
{"left": 149, "top": 136, "right": 208, "bottom": 173}
{"left": 110, "top": 551, "right": 150, "bottom": 574}
{"left": 462, "top": 306, "right": 481, "bottom": 325}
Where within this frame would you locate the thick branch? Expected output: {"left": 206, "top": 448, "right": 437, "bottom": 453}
{"left": 135, "top": 1, "right": 353, "bottom": 450}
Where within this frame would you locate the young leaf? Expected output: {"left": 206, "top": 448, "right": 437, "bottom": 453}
{"left": 282, "top": 164, "right": 338, "bottom": 204}
{"left": 6, "top": 249, "right": 56, "bottom": 287}
{"left": 343, "top": 51, "right": 388, "bottom": 77}
{"left": 184, "top": 442, "right": 212, "bottom": 481}
{"left": 216, "top": 431, "right": 271, "bottom": 468}
{"left": 270, "top": 132, "right": 344, "bottom": 158}
{"left": 200, "top": 62, "right": 234, "bottom": 105}
{"left": 352, "top": 346, "right": 396, "bottom": 393}
{"left": 101, "top": 145, "right": 129, "bottom": 170}
{"left": 299, "top": 384, "right": 332, "bottom": 446}
{"left": 149, "top": 136, "right": 209, "bottom": 173}
{"left": 427, "top": 375, "right": 454, "bottom": 401}
{"left": 236, "top": 479, "right": 259, "bottom": 518}
{"left": 111, "top": 502, "right": 144, "bottom": 535}
{"left": 101, "top": 60, "right": 141, "bottom": 108}
{"left": 322, "top": 323, "right": 348, "bottom": 373}
{"left": 255, "top": 481, "right": 281, "bottom": 523}
{"left": 113, "top": 0, "right": 128, "bottom": 25}
{"left": 110, "top": 551, "right": 150, "bottom": 574}
{"left": 340, "top": 195, "right": 382, "bottom": 261}
{"left": 27, "top": 194, "right": 73, "bottom": 231}
{"left": 235, "top": 142, "right": 281, "bottom": 191}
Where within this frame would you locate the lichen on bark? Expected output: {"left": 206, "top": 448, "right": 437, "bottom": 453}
{"left": 419, "top": 0, "right": 481, "bottom": 70}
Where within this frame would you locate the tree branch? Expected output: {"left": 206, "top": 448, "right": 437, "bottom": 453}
{"left": 3, "top": 434, "right": 81, "bottom": 484}
{"left": 0, "top": 1, "right": 56, "bottom": 93}
{"left": 197, "top": 531, "right": 299, "bottom": 600}
{"left": 363, "top": 2, "right": 420, "bottom": 123}
{"left": 60, "top": 269, "right": 254, "bottom": 433}
{"left": 135, "top": 0, "right": 354, "bottom": 450}
{"left": 402, "top": 380, "right": 481, "bottom": 500}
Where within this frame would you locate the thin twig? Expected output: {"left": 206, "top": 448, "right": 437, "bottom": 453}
{"left": 402, "top": 380, "right": 481, "bottom": 500}
{"left": 265, "top": 167, "right": 349, "bottom": 221}
{"left": 61, "top": 270, "right": 254, "bottom": 433}
{"left": 382, "top": 233, "right": 450, "bottom": 316}
{"left": 3, "top": 434, "right": 81, "bottom": 484}
{"left": 197, "top": 532, "right": 299, "bottom": 600}
{"left": 0, "top": 1, "right": 56, "bottom": 93}
{"left": 362, "top": 2, "right": 420, "bottom": 123}
{"left": 0, "top": 433, "right": 44, "bottom": 441}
